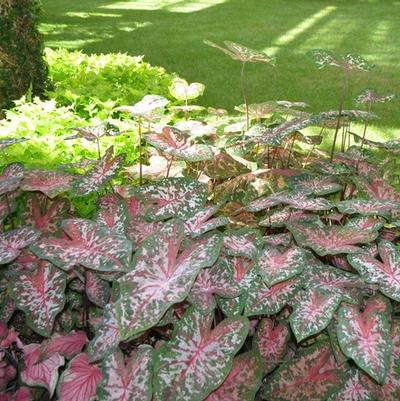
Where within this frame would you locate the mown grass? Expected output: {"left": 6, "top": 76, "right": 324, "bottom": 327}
{"left": 40, "top": 0, "right": 400, "bottom": 139}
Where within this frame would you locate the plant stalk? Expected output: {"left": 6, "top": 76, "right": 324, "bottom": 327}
{"left": 240, "top": 61, "right": 249, "bottom": 131}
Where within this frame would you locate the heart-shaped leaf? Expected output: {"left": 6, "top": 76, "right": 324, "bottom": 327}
{"left": 262, "top": 341, "right": 344, "bottom": 401}
{"left": 288, "top": 175, "right": 342, "bottom": 196}
{"left": 113, "top": 221, "right": 222, "bottom": 339}
{"left": 117, "top": 95, "right": 169, "bottom": 119}
{"left": 57, "top": 353, "right": 103, "bottom": 401}
{"left": 0, "top": 227, "right": 41, "bottom": 265}
{"left": 0, "top": 163, "right": 24, "bottom": 196}
{"left": 348, "top": 241, "right": 400, "bottom": 302}
{"left": 257, "top": 245, "right": 307, "bottom": 286}
{"left": 169, "top": 78, "right": 205, "bottom": 101}
{"left": 43, "top": 331, "right": 88, "bottom": 359}
{"left": 69, "top": 123, "right": 121, "bottom": 141}
{"left": 74, "top": 147, "right": 125, "bottom": 196}
{"left": 205, "top": 352, "right": 262, "bottom": 401}
{"left": 253, "top": 318, "right": 290, "bottom": 374}
{"left": 356, "top": 89, "right": 395, "bottom": 104}
{"left": 97, "top": 346, "right": 153, "bottom": 401}
{"left": 337, "top": 199, "right": 400, "bottom": 219}
{"left": 153, "top": 307, "right": 249, "bottom": 401}
{"left": 10, "top": 261, "right": 66, "bottom": 337}
{"left": 85, "top": 271, "right": 110, "bottom": 307}
{"left": 223, "top": 228, "right": 263, "bottom": 259}
{"left": 337, "top": 301, "right": 392, "bottom": 383}
{"left": 31, "top": 219, "right": 132, "bottom": 272}
{"left": 260, "top": 208, "right": 320, "bottom": 227}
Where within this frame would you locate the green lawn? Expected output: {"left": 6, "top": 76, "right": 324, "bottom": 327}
{"left": 40, "top": 0, "right": 400, "bottom": 139}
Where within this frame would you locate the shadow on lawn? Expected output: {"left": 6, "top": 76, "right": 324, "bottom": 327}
{"left": 41, "top": 0, "right": 400, "bottom": 131}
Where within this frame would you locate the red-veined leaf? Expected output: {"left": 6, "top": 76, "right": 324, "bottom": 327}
{"left": 337, "top": 301, "right": 392, "bottom": 383}
{"left": 113, "top": 221, "right": 222, "bottom": 339}
{"left": 21, "top": 344, "right": 64, "bottom": 397}
{"left": 223, "top": 228, "right": 263, "bottom": 259}
{"left": 253, "top": 318, "right": 290, "bottom": 373}
{"left": 153, "top": 307, "right": 249, "bottom": 401}
{"left": 205, "top": 352, "right": 262, "bottom": 401}
{"left": 97, "top": 346, "right": 153, "bottom": 401}
{"left": 94, "top": 194, "right": 128, "bottom": 237}
{"left": 257, "top": 245, "right": 307, "bottom": 286}
{"left": 0, "top": 227, "right": 41, "bottom": 265}
{"left": 21, "top": 170, "right": 74, "bottom": 198}
{"left": 0, "top": 193, "right": 18, "bottom": 224}
{"left": 356, "top": 176, "right": 400, "bottom": 202}
{"left": 144, "top": 127, "right": 213, "bottom": 162}
{"left": 86, "top": 271, "right": 110, "bottom": 307}
{"left": 69, "top": 123, "right": 121, "bottom": 141}
{"left": 0, "top": 163, "right": 23, "bottom": 196}
{"left": 356, "top": 88, "right": 395, "bottom": 104}
{"left": 328, "top": 369, "right": 374, "bottom": 401}
{"left": 312, "top": 49, "right": 373, "bottom": 71}
{"left": 289, "top": 288, "right": 342, "bottom": 342}
{"left": 31, "top": 219, "right": 132, "bottom": 272}
{"left": 188, "top": 259, "right": 241, "bottom": 314}
{"left": 126, "top": 219, "right": 162, "bottom": 249}
{"left": 57, "top": 353, "right": 103, "bottom": 401}
{"left": 264, "top": 233, "right": 292, "bottom": 247}
{"left": 262, "top": 341, "right": 344, "bottom": 401}
{"left": 131, "top": 178, "right": 208, "bottom": 221}
{"left": 43, "top": 331, "right": 88, "bottom": 359}
{"left": 259, "top": 208, "right": 320, "bottom": 227}
{"left": 22, "top": 193, "right": 70, "bottom": 234}
{"left": 348, "top": 241, "right": 400, "bottom": 301}
{"left": 201, "top": 151, "right": 250, "bottom": 179}
{"left": 288, "top": 174, "right": 342, "bottom": 196}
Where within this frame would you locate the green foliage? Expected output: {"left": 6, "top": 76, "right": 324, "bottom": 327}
{"left": 0, "top": 0, "right": 50, "bottom": 112}
{"left": 45, "top": 48, "right": 177, "bottom": 118}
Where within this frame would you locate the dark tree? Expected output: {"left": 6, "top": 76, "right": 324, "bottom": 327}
{"left": 0, "top": 0, "right": 50, "bottom": 112}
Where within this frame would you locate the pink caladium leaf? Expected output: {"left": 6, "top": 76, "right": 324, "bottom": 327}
{"left": 0, "top": 163, "right": 24, "bottom": 196}
{"left": 85, "top": 271, "right": 110, "bottom": 307}
{"left": 153, "top": 307, "right": 249, "bottom": 401}
{"left": 0, "top": 227, "right": 41, "bottom": 265}
{"left": 257, "top": 245, "right": 308, "bottom": 286}
{"left": 223, "top": 228, "right": 263, "bottom": 259}
{"left": 356, "top": 176, "right": 400, "bottom": 202}
{"left": 74, "top": 147, "right": 126, "bottom": 196}
{"left": 126, "top": 219, "right": 163, "bottom": 249}
{"left": 338, "top": 199, "right": 400, "bottom": 219}
{"left": 10, "top": 261, "right": 66, "bottom": 336}
{"left": 287, "top": 219, "right": 382, "bottom": 256}
{"left": 187, "top": 259, "right": 241, "bottom": 314}
{"left": 97, "top": 346, "right": 153, "bottom": 401}
{"left": 289, "top": 288, "right": 343, "bottom": 342}
{"left": 131, "top": 178, "right": 208, "bottom": 221}
{"left": 201, "top": 151, "right": 250, "bottom": 179}
{"left": 69, "top": 123, "right": 121, "bottom": 141}
{"left": 348, "top": 241, "right": 400, "bottom": 302}
{"left": 12, "top": 387, "right": 33, "bottom": 401}
{"left": 21, "top": 343, "right": 65, "bottom": 397}
{"left": 184, "top": 205, "right": 229, "bottom": 238}
{"left": 259, "top": 208, "right": 320, "bottom": 228}
{"left": 253, "top": 318, "right": 290, "bottom": 374}
{"left": 205, "top": 352, "right": 262, "bottom": 401}
{"left": 87, "top": 304, "right": 120, "bottom": 362}
{"left": 244, "top": 276, "right": 303, "bottom": 316}
{"left": 0, "top": 193, "right": 18, "bottom": 224}
{"left": 262, "top": 341, "right": 344, "bottom": 401}
{"left": 264, "top": 233, "right": 292, "bottom": 247}
{"left": 30, "top": 219, "right": 132, "bottom": 272}
{"left": 57, "top": 353, "right": 103, "bottom": 401}
{"left": 21, "top": 170, "right": 75, "bottom": 198}
{"left": 311, "top": 49, "right": 374, "bottom": 71}
{"left": 288, "top": 174, "right": 342, "bottom": 196}
{"left": 22, "top": 193, "right": 70, "bottom": 234}
{"left": 144, "top": 127, "right": 214, "bottom": 162}
{"left": 94, "top": 194, "right": 129, "bottom": 237}
{"left": 114, "top": 221, "right": 222, "bottom": 339}
{"left": 43, "top": 331, "right": 88, "bottom": 359}
{"left": 337, "top": 301, "right": 392, "bottom": 384}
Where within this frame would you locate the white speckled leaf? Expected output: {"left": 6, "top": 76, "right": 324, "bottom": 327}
{"left": 97, "top": 346, "right": 153, "bottom": 401}
{"left": 337, "top": 199, "right": 399, "bottom": 219}
{"left": 153, "top": 307, "right": 249, "bottom": 401}
{"left": 10, "top": 261, "right": 66, "bottom": 337}
{"left": 328, "top": 369, "right": 374, "bottom": 401}
{"left": 223, "top": 229, "right": 263, "bottom": 259}
{"left": 0, "top": 163, "right": 24, "bottom": 196}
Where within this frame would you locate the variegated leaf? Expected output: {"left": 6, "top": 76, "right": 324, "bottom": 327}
{"left": 22, "top": 193, "right": 70, "bottom": 234}
{"left": 328, "top": 369, "right": 374, "bottom": 401}
{"left": 184, "top": 205, "right": 229, "bottom": 238}
{"left": 264, "top": 233, "right": 292, "bottom": 247}
{"left": 21, "top": 170, "right": 74, "bottom": 198}
{"left": 262, "top": 341, "right": 344, "bottom": 401}
{"left": 338, "top": 199, "right": 399, "bottom": 219}
{"left": 86, "top": 271, "right": 110, "bottom": 307}
{"left": 0, "top": 163, "right": 24, "bottom": 196}
{"left": 21, "top": 343, "right": 64, "bottom": 397}
{"left": 0, "top": 193, "right": 18, "bottom": 224}
{"left": 205, "top": 352, "right": 262, "bottom": 401}
{"left": 57, "top": 353, "right": 103, "bottom": 401}
{"left": 348, "top": 241, "right": 400, "bottom": 301}
{"left": 74, "top": 147, "right": 125, "bottom": 196}
{"left": 145, "top": 127, "right": 213, "bottom": 162}
{"left": 287, "top": 220, "right": 381, "bottom": 256}
{"left": 169, "top": 77, "right": 205, "bottom": 101}
{"left": 126, "top": 219, "right": 162, "bottom": 249}
{"left": 259, "top": 208, "right": 320, "bottom": 228}
{"left": 0, "top": 227, "right": 41, "bottom": 265}
{"left": 201, "top": 151, "right": 250, "bottom": 179}
{"left": 114, "top": 221, "right": 222, "bottom": 339}
{"left": 356, "top": 88, "right": 395, "bottom": 104}
{"left": 97, "top": 346, "right": 153, "bottom": 401}
{"left": 253, "top": 318, "right": 290, "bottom": 373}
{"left": 70, "top": 123, "right": 121, "bottom": 141}
{"left": 289, "top": 289, "right": 342, "bottom": 342}
{"left": 117, "top": 95, "right": 169, "bottom": 119}
{"left": 188, "top": 259, "right": 241, "bottom": 314}
{"left": 132, "top": 178, "right": 208, "bottom": 221}
{"left": 223, "top": 228, "right": 263, "bottom": 259}
{"left": 31, "top": 219, "right": 132, "bottom": 272}
{"left": 356, "top": 176, "right": 400, "bottom": 202}
{"left": 257, "top": 245, "right": 307, "bottom": 286}
{"left": 43, "top": 331, "right": 88, "bottom": 359}
{"left": 10, "top": 261, "right": 66, "bottom": 337}
{"left": 153, "top": 307, "right": 249, "bottom": 401}
{"left": 288, "top": 175, "right": 342, "bottom": 196}
{"left": 337, "top": 302, "right": 392, "bottom": 383}
{"left": 245, "top": 276, "right": 302, "bottom": 316}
